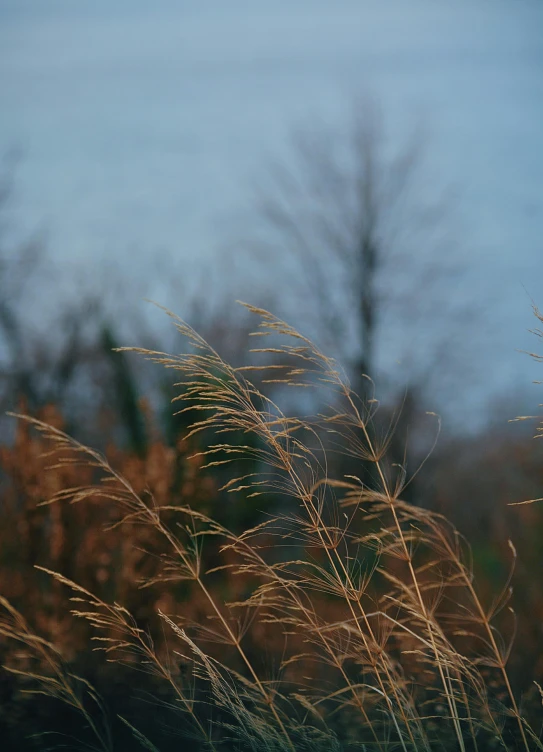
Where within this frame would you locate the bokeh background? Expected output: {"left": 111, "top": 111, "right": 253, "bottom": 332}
{"left": 1, "top": 0, "right": 543, "bottom": 422}
{"left": 0, "top": 2, "right": 542, "bottom": 749}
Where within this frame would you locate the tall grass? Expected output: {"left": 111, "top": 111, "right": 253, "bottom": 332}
{"left": 1, "top": 303, "right": 542, "bottom": 750}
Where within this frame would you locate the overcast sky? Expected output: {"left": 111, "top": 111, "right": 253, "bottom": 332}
{"left": 1, "top": 0, "right": 542, "bottom": 425}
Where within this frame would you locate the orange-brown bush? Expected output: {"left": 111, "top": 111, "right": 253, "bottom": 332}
{"left": 0, "top": 305, "right": 542, "bottom": 751}
{"left": 0, "top": 403, "right": 217, "bottom": 652}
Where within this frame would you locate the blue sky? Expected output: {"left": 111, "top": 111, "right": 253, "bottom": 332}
{"left": 1, "top": 0, "right": 542, "bottom": 424}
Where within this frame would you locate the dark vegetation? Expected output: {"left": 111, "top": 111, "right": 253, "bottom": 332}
{"left": 0, "top": 304, "right": 541, "bottom": 751}
{"left": 0, "top": 108, "right": 542, "bottom": 749}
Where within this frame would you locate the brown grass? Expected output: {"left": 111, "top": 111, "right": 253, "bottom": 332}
{"left": 1, "top": 303, "right": 542, "bottom": 751}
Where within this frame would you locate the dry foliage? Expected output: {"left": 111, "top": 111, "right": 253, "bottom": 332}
{"left": 1, "top": 304, "right": 542, "bottom": 751}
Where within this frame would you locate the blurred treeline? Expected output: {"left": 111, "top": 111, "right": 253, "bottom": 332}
{"left": 0, "top": 121, "right": 542, "bottom": 749}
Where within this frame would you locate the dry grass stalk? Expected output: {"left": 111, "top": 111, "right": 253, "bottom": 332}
{"left": 1, "top": 303, "right": 542, "bottom": 750}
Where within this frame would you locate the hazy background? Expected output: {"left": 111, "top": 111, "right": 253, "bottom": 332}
{"left": 2, "top": 9, "right": 543, "bottom": 747}
{"left": 1, "top": 0, "right": 543, "bottom": 428}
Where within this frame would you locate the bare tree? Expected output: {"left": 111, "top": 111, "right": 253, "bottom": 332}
{"left": 0, "top": 154, "right": 117, "bottom": 433}
{"left": 0, "top": 150, "right": 49, "bottom": 407}
{"left": 246, "top": 97, "right": 464, "bottom": 406}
